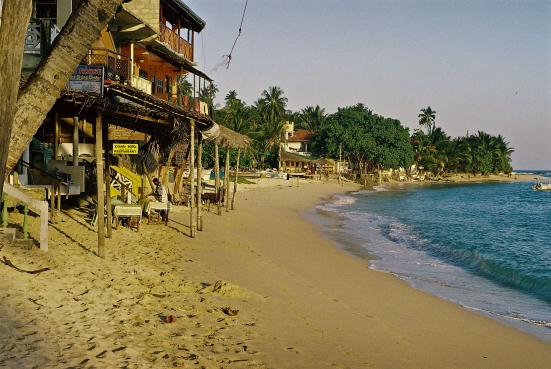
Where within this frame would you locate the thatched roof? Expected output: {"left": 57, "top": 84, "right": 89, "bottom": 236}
{"left": 53, "top": 83, "right": 218, "bottom": 149}
{"left": 211, "top": 125, "right": 250, "bottom": 149}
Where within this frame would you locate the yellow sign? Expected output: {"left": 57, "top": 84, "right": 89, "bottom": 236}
{"left": 113, "top": 144, "right": 138, "bottom": 154}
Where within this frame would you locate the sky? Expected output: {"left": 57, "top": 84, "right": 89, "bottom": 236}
{"left": 184, "top": 0, "right": 551, "bottom": 170}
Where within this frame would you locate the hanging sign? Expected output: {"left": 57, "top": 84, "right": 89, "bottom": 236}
{"left": 68, "top": 65, "right": 105, "bottom": 96}
{"left": 113, "top": 144, "right": 138, "bottom": 154}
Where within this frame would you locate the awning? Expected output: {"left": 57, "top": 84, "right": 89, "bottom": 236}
{"left": 145, "top": 40, "right": 213, "bottom": 82}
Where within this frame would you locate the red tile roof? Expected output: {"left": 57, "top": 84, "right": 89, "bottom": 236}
{"left": 288, "top": 129, "right": 314, "bottom": 142}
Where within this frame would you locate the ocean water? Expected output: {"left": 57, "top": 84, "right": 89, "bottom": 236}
{"left": 310, "top": 171, "right": 551, "bottom": 342}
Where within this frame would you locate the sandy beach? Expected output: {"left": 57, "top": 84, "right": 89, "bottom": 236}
{"left": 1, "top": 175, "right": 550, "bottom": 368}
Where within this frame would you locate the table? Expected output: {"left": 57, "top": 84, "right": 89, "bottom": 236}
{"left": 143, "top": 201, "right": 170, "bottom": 225}
{"left": 113, "top": 204, "right": 142, "bottom": 231}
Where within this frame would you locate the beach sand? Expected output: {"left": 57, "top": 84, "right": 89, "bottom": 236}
{"left": 1, "top": 176, "right": 549, "bottom": 368}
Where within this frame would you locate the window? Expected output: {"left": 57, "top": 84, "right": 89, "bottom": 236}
{"left": 139, "top": 69, "right": 148, "bottom": 79}
{"left": 157, "top": 78, "right": 163, "bottom": 94}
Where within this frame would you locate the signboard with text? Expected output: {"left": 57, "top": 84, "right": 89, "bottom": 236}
{"left": 113, "top": 144, "right": 138, "bottom": 155}
{"left": 108, "top": 125, "right": 146, "bottom": 141}
{"left": 68, "top": 65, "right": 104, "bottom": 96}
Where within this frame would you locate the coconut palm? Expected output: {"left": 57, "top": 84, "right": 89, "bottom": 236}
{"left": 418, "top": 106, "right": 436, "bottom": 135}
{"left": 178, "top": 76, "right": 193, "bottom": 96}
{"left": 258, "top": 86, "right": 288, "bottom": 125}
{"left": 300, "top": 105, "right": 326, "bottom": 131}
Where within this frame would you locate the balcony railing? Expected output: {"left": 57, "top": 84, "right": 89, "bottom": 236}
{"left": 24, "top": 18, "right": 61, "bottom": 54}
{"left": 159, "top": 23, "right": 193, "bottom": 61}
{"left": 80, "top": 49, "right": 130, "bottom": 82}
{"left": 132, "top": 75, "right": 153, "bottom": 94}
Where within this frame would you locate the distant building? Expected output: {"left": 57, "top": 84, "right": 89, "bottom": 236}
{"left": 282, "top": 122, "right": 314, "bottom": 156}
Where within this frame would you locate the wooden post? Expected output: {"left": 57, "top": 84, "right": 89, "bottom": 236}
{"left": 95, "top": 113, "right": 106, "bottom": 258}
{"left": 1, "top": 193, "right": 7, "bottom": 228}
{"left": 103, "top": 127, "right": 112, "bottom": 238}
{"left": 73, "top": 117, "right": 79, "bottom": 166}
{"left": 214, "top": 141, "right": 221, "bottom": 215}
{"left": 196, "top": 134, "right": 203, "bottom": 231}
{"left": 197, "top": 132, "right": 203, "bottom": 231}
{"left": 54, "top": 112, "right": 59, "bottom": 159}
{"left": 224, "top": 147, "right": 230, "bottom": 212}
{"left": 50, "top": 183, "right": 55, "bottom": 222}
{"left": 189, "top": 120, "right": 196, "bottom": 238}
{"left": 231, "top": 148, "right": 240, "bottom": 210}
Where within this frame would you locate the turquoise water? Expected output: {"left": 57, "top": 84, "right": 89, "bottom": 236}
{"left": 312, "top": 172, "right": 551, "bottom": 342}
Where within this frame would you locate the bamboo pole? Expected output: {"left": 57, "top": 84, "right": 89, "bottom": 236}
{"left": 189, "top": 120, "right": 196, "bottom": 238}
{"left": 224, "top": 147, "right": 230, "bottom": 213}
{"left": 231, "top": 148, "right": 241, "bottom": 210}
{"left": 73, "top": 117, "right": 79, "bottom": 166}
{"left": 103, "top": 126, "right": 112, "bottom": 238}
{"left": 95, "top": 113, "right": 105, "bottom": 258}
{"left": 196, "top": 134, "right": 203, "bottom": 231}
{"left": 214, "top": 142, "right": 221, "bottom": 215}
{"left": 54, "top": 112, "right": 59, "bottom": 159}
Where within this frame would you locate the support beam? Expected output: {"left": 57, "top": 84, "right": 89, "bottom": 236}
{"left": 54, "top": 113, "right": 60, "bottom": 159}
{"left": 73, "top": 117, "right": 79, "bottom": 166}
{"left": 224, "top": 147, "right": 230, "bottom": 213}
{"left": 95, "top": 113, "right": 105, "bottom": 258}
{"left": 196, "top": 135, "right": 203, "bottom": 231}
{"left": 189, "top": 120, "right": 196, "bottom": 237}
{"left": 103, "top": 126, "right": 112, "bottom": 238}
{"left": 231, "top": 148, "right": 240, "bottom": 210}
{"left": 214, "top": 142, "right": 221, "bottom": 215}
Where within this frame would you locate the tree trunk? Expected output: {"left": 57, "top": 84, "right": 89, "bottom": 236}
{"left": 0, "top": 0, "right": 33, "bottom": 190}
{"left": 5, "top": 0, "right": 125, "bottom": 179}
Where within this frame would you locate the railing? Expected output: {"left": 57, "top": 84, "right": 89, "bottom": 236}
{"left": 24, "top": 18, "right": 61, "bottom": 54}
{"left": 81, "top": 48, "right": 131, "bottom": 82}
{"left": 159, "top": 23, "right": 193, "bottom": 61}
{"left": 131, "top": 75, "right": 153, "bottom": 94}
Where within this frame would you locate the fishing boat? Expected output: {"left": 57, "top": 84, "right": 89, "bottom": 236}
{"left": 532, "top": 178, "right": 551, "bottom": 191}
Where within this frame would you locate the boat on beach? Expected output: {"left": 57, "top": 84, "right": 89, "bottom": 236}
{"left": 532, "top": 178, "right": 551, "bottom": 191}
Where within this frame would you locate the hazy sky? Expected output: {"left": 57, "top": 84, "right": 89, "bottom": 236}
{"left": 185, "top": 0, "right": 550, "bottom": 170}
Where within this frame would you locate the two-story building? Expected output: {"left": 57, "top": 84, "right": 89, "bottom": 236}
{"left": 18, "top": 0, "right": 220, "bottom": 200}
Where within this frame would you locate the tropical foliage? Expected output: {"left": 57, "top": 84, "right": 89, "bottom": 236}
{"left": 411, "top": 108, "right": 514, "bottom": 176}
{"left": 207, "top": 87, "right": 514, "bottom": 176}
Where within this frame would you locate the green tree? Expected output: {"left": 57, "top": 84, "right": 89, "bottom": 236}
{"left": 199, "top": 83, "right": 219, "bottom": 106}
{"left": 312, "top": 103, "right": 412, "bottom": 173}
{"left": 418, "top": 106, "right": 436, "bottom": 135}
{"left": 299, "top": 105, "right": 326, "bottom": 131}
{"left": 258, "top": 86, "right": 288, "bottom": 126}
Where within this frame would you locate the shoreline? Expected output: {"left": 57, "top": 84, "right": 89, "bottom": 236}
{"left": 1, "top": 177, "right": 550, "bottom": 367}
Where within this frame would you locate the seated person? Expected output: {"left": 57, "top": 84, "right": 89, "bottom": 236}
{"left": 148, "top": 178, "right": 168, "bottom": 203}
{"left": 146, "top": 178, "right": 168, "bottom": 219}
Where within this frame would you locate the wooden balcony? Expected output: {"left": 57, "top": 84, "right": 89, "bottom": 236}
{"left": 24, "top": 18, "right": 61, "bottom": 55}
{"left": 158, "top": 23, "right": 193, "bottom": 61}
{"left": 131, "top": 76, "right": 153, "bottom": 94}
{"left": 80, "top": 49, "right": 131, "bottom": 82}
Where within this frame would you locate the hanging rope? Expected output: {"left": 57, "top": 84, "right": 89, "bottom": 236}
{"left": 213, "top": 0, "right": 248, "bottom": 71}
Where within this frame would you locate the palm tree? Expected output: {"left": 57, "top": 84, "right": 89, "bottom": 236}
{"left": 199, "top": 83, "right": 219, "bottom": 106}
{"left": 418, "top": 106, "right": 436, "bottom": 135}
{"left": 225, "top": 90, "right": 238, "bottom": 103}
{"left": 258, "top": 86, "right": 288, "bottom": 126}
{"left": 300, "top": 105, "right": 326, "bottom": 131}
{"left": 177, "top": 76, "right": 192, "bottom": 96}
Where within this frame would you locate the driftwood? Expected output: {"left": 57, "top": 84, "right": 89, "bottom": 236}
{"left": 2, "top": 256, "right": 51, "bottom": 274}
